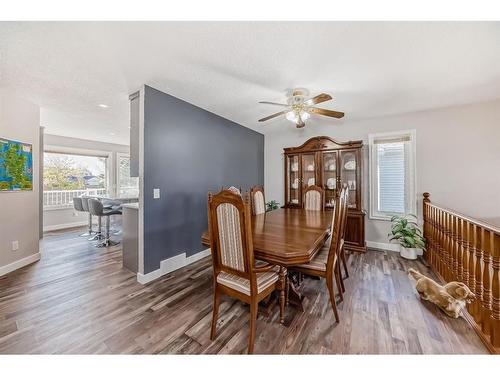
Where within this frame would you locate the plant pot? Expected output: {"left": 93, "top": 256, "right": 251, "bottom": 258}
{"left": 400, "top": 245, "right": 418, "bottom": 260}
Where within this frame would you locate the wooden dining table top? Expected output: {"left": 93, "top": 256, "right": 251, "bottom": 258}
{"left": 200, "top": 208, "right": 333, "bottom": 266}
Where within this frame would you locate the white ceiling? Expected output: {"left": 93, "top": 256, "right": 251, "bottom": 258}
{"left": 1, "top": 22, "right": 499, "bottom": 145}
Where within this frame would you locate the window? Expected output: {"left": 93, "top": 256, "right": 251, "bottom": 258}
{"left": 43, "top": 151, "right": 108, "bottom": 209}
{"left": 117, "top": 153, "right": 139, "bottom": 197}
{"left": 369, "top": 130, "right": 416, "bottom": 220}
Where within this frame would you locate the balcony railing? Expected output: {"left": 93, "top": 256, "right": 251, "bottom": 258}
{"left": 43, "top": 188, "right": 107, "bottom": 209}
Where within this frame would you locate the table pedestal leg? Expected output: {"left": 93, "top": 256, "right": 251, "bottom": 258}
{"left": 287, "top": 270, "right": 304, "bottom": 311}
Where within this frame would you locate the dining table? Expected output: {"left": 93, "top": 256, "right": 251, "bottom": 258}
{"left": 201, "top": 207, "right": 333, "bottom": 309}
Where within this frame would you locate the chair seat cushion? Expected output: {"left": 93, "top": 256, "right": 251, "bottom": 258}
{"left": 295, "top": 245, "right": 330, "bottom": 272}
{"left": 102, "top": 209, "right": 123, "bottom": 216}
{"left": 217, "top": 266, "right": 280, "bottom": 295}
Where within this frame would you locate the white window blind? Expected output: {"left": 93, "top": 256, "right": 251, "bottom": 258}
{"left": 369, "top": 131, "right": 416, "bottom": 220}
{"left": 377, "top": 143, "right": 405, "bottom": 214}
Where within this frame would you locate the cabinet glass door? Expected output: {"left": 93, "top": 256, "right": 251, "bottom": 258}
{"left": 287, "top": 154, "right": 300, "bottom": 206}
{"left": 322, "top": 151, "right": 337, "bottom": 208}
{"left": 340, "top": 150, "right": 358, "bottom": 209}
{"left": 301, "top": 153, "right": 316, "bottom": 192}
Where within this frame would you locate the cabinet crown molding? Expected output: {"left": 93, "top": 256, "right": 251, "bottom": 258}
{"left": 283, "top": 136, "right": 362, "bottom": 153}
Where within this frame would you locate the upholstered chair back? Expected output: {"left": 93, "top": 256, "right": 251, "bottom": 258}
{"left": 88, "top": 198, "right": 104, "bottom": 216}
{"left": 73, "top": 197, "right": 84, "bottom": 212}
{"left": 250, "top": 186, "right": 266, "bottom": 215}
{"left": 303, "top": 186, "right": 324, "bottom": 211}
{"left": 207, "top": 190, "right": 255, "bottom": 280}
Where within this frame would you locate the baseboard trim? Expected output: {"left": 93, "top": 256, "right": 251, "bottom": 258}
{"left": 0, "top": 253, "right": 41, "bottom": 277}
{"left": 366, "top": 240, "right": 423, "bottom": 256}
{"left": 43, "top": 221, "right": 87, "bottom": 232}
{"left": 137, "top": 248, "right": 211, "bottom": 285}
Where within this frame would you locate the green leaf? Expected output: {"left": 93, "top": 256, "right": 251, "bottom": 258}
{"left": 403, "top": 236, "right": 416, "bottom": 247}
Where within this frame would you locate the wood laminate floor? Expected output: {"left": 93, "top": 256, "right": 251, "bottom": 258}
{"left": 0, "top": 228, "right": 488, "bottom": 354}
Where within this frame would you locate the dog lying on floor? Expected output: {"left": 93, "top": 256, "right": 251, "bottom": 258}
{"left": 408, "top": 268, "right": 475, "bottom": 318}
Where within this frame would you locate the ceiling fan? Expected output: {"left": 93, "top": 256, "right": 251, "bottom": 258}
{"left": 258, "top": 88, "right": 344, "bottom": 128}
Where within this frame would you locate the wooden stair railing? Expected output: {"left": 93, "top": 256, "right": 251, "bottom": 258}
{"left": 423, "top": 193, "right": 500, "bottom": 354}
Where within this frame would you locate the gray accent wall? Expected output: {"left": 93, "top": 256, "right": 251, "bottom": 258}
{"left": 143, "top": 86, "right": 264, "bottom": 273}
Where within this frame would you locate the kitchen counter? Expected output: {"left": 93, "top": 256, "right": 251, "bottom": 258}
{"left": 122, "top": 203, "right": 139, "bottom": 273}
{"left": 122, "top": 202, "right": 139, "bottom": 210}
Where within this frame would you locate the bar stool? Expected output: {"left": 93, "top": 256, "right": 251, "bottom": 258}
{"left": 101, "top": 198, "right": 122, "bottom": 234}
{"left": 88, "top": 198, "right": 122, "bottom": 247}
{"left": 73, "top": 197, "right": 91, "bottom": 237}
{"left": 80, "top": 196, "right": 98, "bottom": 239}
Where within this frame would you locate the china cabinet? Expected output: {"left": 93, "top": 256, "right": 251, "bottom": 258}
{"left": 283, "top": 136, "right": 366, "bottom": 252}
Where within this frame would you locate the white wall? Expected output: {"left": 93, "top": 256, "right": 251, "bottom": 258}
{"left": 265, "top": 99, "right": 500, "bottom": 247}
{"left": 43, "top": 134, "right": 129, "bottom": 231}
{"left": 0, "top": 91, "right": 40, "bottom": 274}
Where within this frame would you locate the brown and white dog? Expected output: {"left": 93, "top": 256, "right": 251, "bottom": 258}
{"left": 408, "top": 268, "right": 475, "bottom": 318}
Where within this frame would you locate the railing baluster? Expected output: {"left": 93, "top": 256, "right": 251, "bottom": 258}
{"left": 439, "top": 210, "right": 444, "bottom": 276}
{"left": 455, "top": 216, "right": 462, "bottom": 280}
{"left": 438, "top": 209, "right": 443, "bottom": 276}
{"left": 451, "top": 214, "right": 457, "bottom": 280}
{"left": 459, "top": 217, "right": 466, "bottom": 283}
{"left": 491, "top": 233, "right": 500, "bottom": 347}
{"left": 467, "top": 221, "right": 476, "bottom": 317}
{"left": 473, "top": 224, "right": 483, "bottom": 324}
{"left": 445, "top": 212, "right": 452, "bottom": 281}
{"left": 482, "top": 229, "right": 492, "bottom": 335}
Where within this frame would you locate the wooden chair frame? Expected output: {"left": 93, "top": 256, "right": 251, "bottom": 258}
{"left": 291, "top": 187, "right": 349, "bottom": 322}
{"left": 338, "top": 184, "right": 350, "bottom": 284}
{"left": 250, "top": 185, "right": 266, "bottom": 215}
{"left": 207, "top": 189, "right": 286, "bottom": 354}
{"left": 303, "top": 185, "right": 325, "bottom": 211}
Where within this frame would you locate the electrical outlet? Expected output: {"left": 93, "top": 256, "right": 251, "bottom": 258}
{"left": 153, "top": 188, "right": 160, "bottom": 199}
{"left": 12, "top": 241, "right": 19, "bottom": 251}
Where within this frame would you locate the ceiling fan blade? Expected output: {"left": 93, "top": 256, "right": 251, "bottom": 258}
{"left": 303, "top": 93, "right": 332, "bottom": 106}
{"left": 259, "top": 101, "right": 290, "bottom": 107}
{"left": 307, "top": 107, "right": 345, "bottom": 119}
{"left": 258, "top": 110, "right": 290, "bottom": 122}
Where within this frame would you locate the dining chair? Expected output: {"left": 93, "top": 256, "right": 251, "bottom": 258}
{"left": 207, "top": 189, "right": 286, "bottom": 354}
{"left": 338, "top": 184, "right": 350, "bottom": 285}
{"left": 303, "top": 185, "right": 325, "bottom": 211}
{"left": 290, "top": 187, "right": 349, "bottom": 323}
{"left": 250, "top": 185, "right": 266, "bottom": 215}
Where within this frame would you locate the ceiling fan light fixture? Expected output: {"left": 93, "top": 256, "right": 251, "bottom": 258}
{"left": 286, "top": 109, "right": 310, "bottom": 124}
{"left": 300, "top": 111, "right": 310, "bottom": 122}
{"left": 285, "top": 111, "right": 298, "bottom": 123}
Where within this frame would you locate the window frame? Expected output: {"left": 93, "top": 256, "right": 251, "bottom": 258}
{"left": 368, "top": 129, "right": 417, "bottom": 221}
{"left": 43, "top": 145, "right": 112, "bottom": 210}
{"left": 116, "top": 152, "right": 139, "bottom": 198}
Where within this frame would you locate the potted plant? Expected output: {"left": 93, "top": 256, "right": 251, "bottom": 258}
{"left": 266, "top": 200, "right": 279, "bottom": 212}
{"left": 388, "top": 214, "right": 426, "bottom": 260}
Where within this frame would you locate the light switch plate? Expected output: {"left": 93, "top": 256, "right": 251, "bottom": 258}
{"left": 153, "top": 188, "right": 160, "bottom": 199}
{"left": 12, "top": 241, "right": 19, "bottom": 251}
